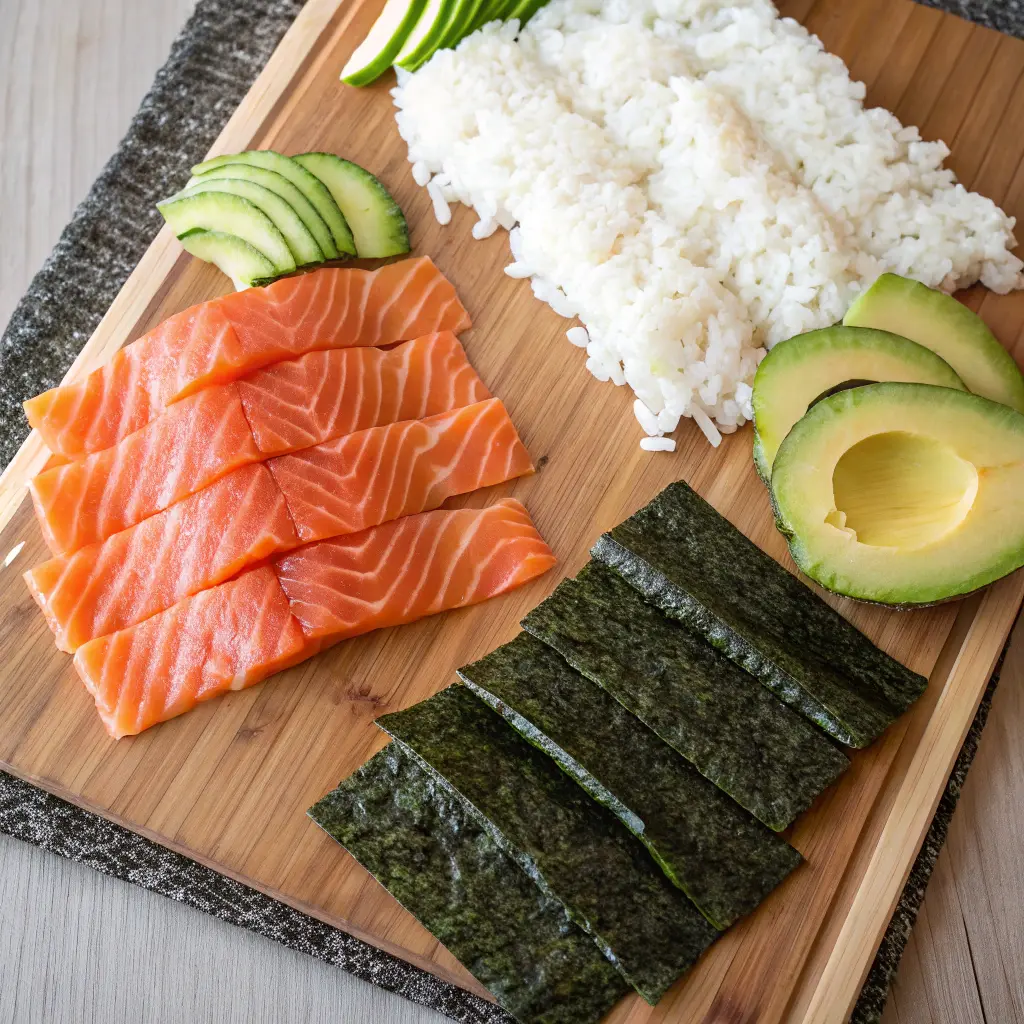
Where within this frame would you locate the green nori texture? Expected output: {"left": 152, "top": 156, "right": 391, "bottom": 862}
{"left": 458, "top": 632, "right": 803, "bottom": 930}
{"left": 309, "top": 744, "right": 629, "bottom": 1024}
{"left": 521, "top": 561, "right": 849, "bottom": 831}
{"left": 591, "top": 481, "right": 928, "bottom": 748}
{"left": 377, "top": 687, "right": 721, "bottom": 1005}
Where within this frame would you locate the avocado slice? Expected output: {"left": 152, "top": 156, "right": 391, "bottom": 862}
{"left": 176, "top": 230, "right": 277, "bottom": 290}
{"left": 158, "top": 191, "right": 295, "bottom": 276}
{"left": 191, "top": 151, "right": 356, "bottom": 256}
{"left": 171, "top": 178, "right": 324, "bottom": 267}
{"left": 752, "top": 326, "right": 966, "bottom": 480}
{"left": 394, "top": 0, "right": 454, "bottom": 70}
{"left": 293, "top": 153, "right": 410, "bottom": 258}
{"left": 187, "top": 163, "right": 338, "bottom": 260}
{"left": 772, "top": 382, "right": 1024, "bottom": 605}
{"left": 844, "top": 274, "right": 1024, "bottom": 413}
{"left": 340, "top": 0, "right": 427, "bottom": 87}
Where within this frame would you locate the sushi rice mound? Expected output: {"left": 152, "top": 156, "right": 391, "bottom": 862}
{"left": 392, "top": 0, "right": 1024, "bottom": 448}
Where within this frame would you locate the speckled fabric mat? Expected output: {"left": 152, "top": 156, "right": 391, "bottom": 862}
{"left": 0, "top": 1, "right": 1020, "bottom": 1022}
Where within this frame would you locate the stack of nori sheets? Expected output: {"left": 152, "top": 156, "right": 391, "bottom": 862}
{"left": 309, "top": 480, "right": 928, "bottom": 1024}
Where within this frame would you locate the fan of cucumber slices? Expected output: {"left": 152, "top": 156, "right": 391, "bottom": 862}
{"left": 342, "top": 0, "right": 550, "bottom": 86}
{"left": 157, "top": 151, "right": 410, "bottom": 289}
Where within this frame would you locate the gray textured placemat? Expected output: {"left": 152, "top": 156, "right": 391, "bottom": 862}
{"left": 0, "top": 1, "right": 1020, "bottom": 1022}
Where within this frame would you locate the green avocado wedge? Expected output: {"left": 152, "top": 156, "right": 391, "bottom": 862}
{"left": 394, "top": 0, "right": 455, "bottom": 70}
{"left": 309, "top": 744, "right": 629, "bottom": 1024}
{"left": 752, "top": 326, "right": 966, "bottom": 481}
{"left": 340, "top": 0, "right": 427, "bottom": 86}
{"left": 378, "top": 686, "right": 722, "bottom": 1006}
{"left": 158, "top": 191, "right": 295, "bottom": 276}
{"left": 771, "top": 382, "right": 1024, "bottom": 606}
{"left": 170, "top": 178, "right": 324, "bottom": 267}
{"left": 293, "top": 153, "right": 410, "bottom": 258}
{"left": 459, "top": 632, "right": 803, "bottom": 931}
{"left": 591, "top": 481, "right": 928, "bottom": 748}
{"left": 521, "top": 561, "right": 848, "bottom": 829}
{"left": 187, "top": 162, "right": 338, "bottom": 260}
{"left": 191, "top": 150, "right": 355, "bottom": 256}
{"left": 843, "top": 273, "right": 1024, "bottom": 413}
{"left": 176, "top": 230, "right": 276, "bottom": 289}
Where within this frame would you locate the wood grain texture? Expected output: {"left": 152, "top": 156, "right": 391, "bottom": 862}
{"left": 0, "top": 1, "right": 1022, "bottom": 1022}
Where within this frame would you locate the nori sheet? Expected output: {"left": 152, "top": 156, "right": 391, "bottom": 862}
{"left": 458, "top": 632, "right": 803, "bottom": 929}
{"left": 309, "top": 744, "right": 629, "bottom": 1024}
{"left": 521, "top": 561, "right": 849, "bottom": 831}
{"left": 591, "top": 481, "right": 928, "bottom": 748}
{"left": 377, "top": 687, "right": 721, "bottom": 1005}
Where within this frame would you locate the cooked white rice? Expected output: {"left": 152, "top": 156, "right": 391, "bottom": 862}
{"left": 392, "top": 0, "right": 1023, "bottom": 447}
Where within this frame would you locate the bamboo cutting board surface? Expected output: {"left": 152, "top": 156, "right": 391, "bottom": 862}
{"left": 0, "top": 1, "right": 1022, "bottom": 1021}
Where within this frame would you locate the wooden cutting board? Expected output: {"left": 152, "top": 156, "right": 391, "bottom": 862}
{"left": 0, "top": 1, "right": 1021, "bottom": 1020}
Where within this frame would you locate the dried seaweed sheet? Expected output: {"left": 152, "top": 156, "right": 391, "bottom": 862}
{"left": 309, "top": 744, "right": 629, "bottom": 1024}
{"left": 522, "top": 561, "right": 848, "bottom": 831}
{"left": 591, "top": 481, "right": 928, "bottom": 747}
{"left": 377, "top": 686, "right": 721, "bottom": 1005}
{"left": 458, "top": 632, "right": 803, "bottom": 929}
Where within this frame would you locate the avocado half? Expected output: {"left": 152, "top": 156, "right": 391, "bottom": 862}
{"left": 771, "top": 382, "right": 1024, "bottom": 606}
{"left": 752, "top": 326, "right": 966, "bottom": 481}
{"left": 844, "top": 274, "right": 1024, "bottom": 413}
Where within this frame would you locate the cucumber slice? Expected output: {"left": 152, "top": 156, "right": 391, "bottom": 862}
{"left": 293, "top": 153, "right": 410, "bottom": 258}
{"left": 508, "top": 0, "right": 548, "bottom": 25}
{"left": 158, "top": 192, "right": 295, "bottom": 275}
{"left": 340, "top": 0, "right": 427, "bottom": 87}
{"left": 472, "top": 0, "right": 509, "bottom": 30}
{"left": 191, "top": 151, "right": 355, "bottom": 256}
{"left": 395, "top": 0, "right": 453, "bottom": 71}
{"left": 173, "top": 178, "right": 323, "bottom": 267}
{"left": 454, "top": 0, "right": 490, "bottom": 39}
{"left": 178, "top": 230, "right": 277, "bottom": 290}
{"left": 188, "top": 163, "right": 338, "bottom": 260}
{"left": 436, "top": 0, "right": 480, "bottom": 49}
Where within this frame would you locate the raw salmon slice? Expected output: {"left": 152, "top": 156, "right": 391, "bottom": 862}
{"left": 29, "top": 384, "right": 260, "bottom": 556}
{"left": 25, "top": 258, "right": 471, "bottom": 459}
{"left": 74, "top": 566, "right": 307, "bottom": 739}
{"left": 268, "top": 399, "right": 534, "bottom": 543}
{"left": 25, "top": 463, "right": 298, "bottom": 652}
{"left": 274, "top": 499, "right": 556, "bottom": 645}
{"left": 238, "top": 332, "right": 491, "bottom": 456}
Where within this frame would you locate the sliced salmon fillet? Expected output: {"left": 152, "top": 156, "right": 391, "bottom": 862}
{"left": 73, "top": 566, "right": 307, "bottom": 739}
{"left": 274, "top": 499, "right": 556, "bottom": 646}
{"left": 238, "top": 332, "right": 490, "bottom": 456}
{"left": 29, "top": 384, "right": 260, "bottom": 556}
{"left": 25, "top": 258, "right": 472, "bottom": 459}
{"left": 25, "top": 463, "right": 298, "bottom": 652}
{"left": 268, "top": 399, "right": 534, "bottom": 544}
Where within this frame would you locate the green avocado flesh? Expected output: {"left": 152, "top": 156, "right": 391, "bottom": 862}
{"left": 752, "top": 326, "right": 966, "bottom": 480}
{"left": 176, "top": 230, "right": 276, "bottom": 289}
{"left": 191, "top": 150, "right": 355, "bottom": 256}
{"left": 772, "top": 382, "right": 1024, "bottom": 605}
{"left": 843, "top": 274, "right": 1024, "bottom": 413}
{"left": 458, "top": 633, "right": 802, "bottom": 930}
{"left": 188, "top": 162, "right": 339, "bottom": 260}
{"left": 158, "top": 191, "right": 295, "bottom": 275}
{"left": 521, "top": 562, "right": 848, "bottom": 830}
{"left": 591, "top": 482, "right": 927, "bottom": 748}
{"left": 293, "top": 153, "right": 410, "bottom": 258}
{"left": 377, "top": 686, "right": 722, "bottom": 1005}
{"left": 309, "top": 744, "right": 629, "bottom": 1024}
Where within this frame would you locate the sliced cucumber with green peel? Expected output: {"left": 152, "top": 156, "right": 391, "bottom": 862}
{"left": 395, "top": 0, "right": 453, "bottom": 71}
{"left": 159, "top": 191, "right": 295, "bottom": 275}
{"left": 508, "top": 0, "right": 548, "bottom": 25}
{"left": 188, "top": 162, "right": 338, "bottom": 260}
{"left": 436, "top": 0, "right": 480, "bottom": 49}
{"left": 294, "top": 154, "right": 410, "bottom": 258}
{"left": 191, "top": 150, "right": 355, "bottom": 256}
{"left": 172, "top": 178, "right": 323, "bottom": 267}
{"left": 473, "top": 0, "right": 510, "bottom": 30}
{"left": 341, "top": 0, "right": 427, "bottom": 87}
{"left": 178, "top": 230, "right": 277, "bottom": 290}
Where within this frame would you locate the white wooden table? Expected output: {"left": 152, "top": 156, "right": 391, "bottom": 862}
{"left": 1, "top": 2, "right": 1021, "bottom": 1021}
